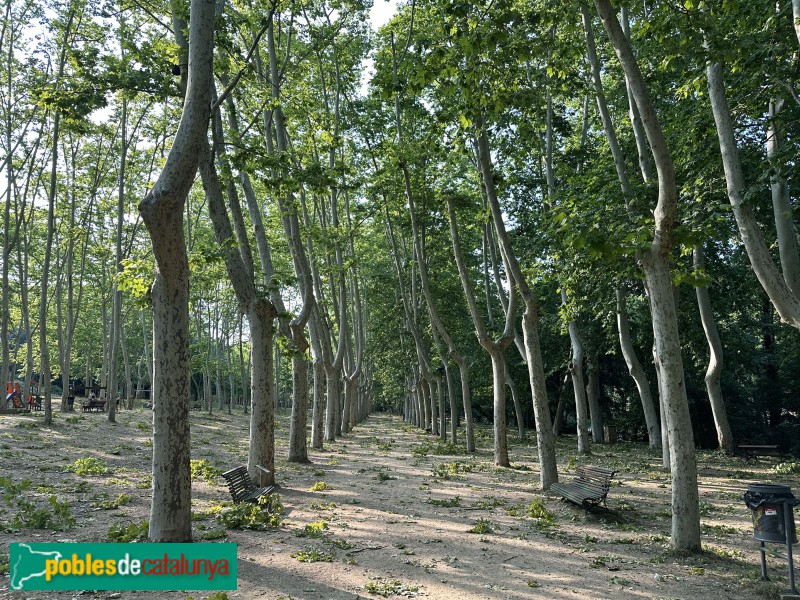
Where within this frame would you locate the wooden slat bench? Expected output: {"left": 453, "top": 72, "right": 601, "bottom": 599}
{"left": 221, "top": 465, "right": 274, "bottom": 504}
{"left": 738, "top": 445, "right": 784, "bottom": 461}
{"left": 81, "top": 398, "right": 107, "bottom": 412}
{"left": 551, "top": 465, "right": 616, "bottom": 508}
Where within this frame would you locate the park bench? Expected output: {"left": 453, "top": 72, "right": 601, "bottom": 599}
{"left": 81, "top": 398, "right": 106, "bottom": 412}
{"left": 550, "top": 465, "right": 616, "bottom": 508}
{"left": 738, "top": 444, "right": 784, "bottom": 461}
{"left": 221, "top": 465, "right": 274, "bottom": 505}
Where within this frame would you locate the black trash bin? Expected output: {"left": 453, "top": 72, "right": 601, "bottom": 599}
{"left": 66, "top": 396, "right": 75, "bottom": 411}
{"left": 743, "top": 483, "right": 798, "bottom": 544}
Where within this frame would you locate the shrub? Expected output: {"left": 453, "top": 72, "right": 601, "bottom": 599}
{"left": 310, "top": 481, "right": 328, "bottom": 492}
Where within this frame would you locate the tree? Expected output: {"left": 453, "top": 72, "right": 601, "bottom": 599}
{"left": 138, "top": 0, "right": 215, "bottom": 543}
{"left": 594, "top": 0, "right": 700, "bottom": 551}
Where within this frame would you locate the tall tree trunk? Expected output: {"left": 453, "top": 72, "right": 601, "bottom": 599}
{"left": 474, "top": 127, "right": 558, "bottom": 488}
{"left": 583, "top": 2, "right": 661, "bottom": 448}
{"left": 616, "top": 288, "right": 661, "bottom": 448}
{"left": 201, "top": 93, "right": 278, "bottom": 483}
{"left": 505, "top": 368, "right": 525, "bottom": 441}
{"left": 561, "top": 289, "right": 591, "bottom": 454}
{"left": 596, "top": 0, "right": 700, "bottom": 552}
{"left": 288, "top": 329, "right": 311, "bottom": 463}
{"left": 108, "top": 97, "right": 128, "bottom": 424}
{"left": 311, "top": 352, "right": 325, "bottom": 448}
{"left": 446, "top": 195, "right": 515, "bottom": 466}
{"left": 138, "top": 0, "right": 215, "bottom": 542}
{"left": 706, "top": 60, "right": 800, "bottom": 328}
{"left": 247, "top": 302, "right": 277, "bottom": 484}
{"left": 1, "top": 0, "right": 14, "bottom": 400}
{"left": 766, "top": 99, "right": 800, "bottom": 297}
{"left": 40, "top": 9, "right": 75, "bottom": 423}
{"left": 489, "top": 350, "right": 509, "bottom": 466}
{"left": 586, "top": 355, "right": 603, "bottom": 443}
{"left": 552, "top": 373, "right": 568, "bottom": 437}
{"left": 693, "top": 246, "right": 733, "bottom": 453}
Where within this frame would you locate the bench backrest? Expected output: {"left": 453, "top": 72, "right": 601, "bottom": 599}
{"left": 222, "top": 466, "right": 255, "bottom": 502}
{"left": 575, "top": 465, "right": 615, "bottom": 495}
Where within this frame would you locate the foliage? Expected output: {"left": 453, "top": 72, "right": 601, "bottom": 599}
{"left": 364, "top": 577, "right": 421, "bottom": 597}
{"left": 429, "top": 496, "right": 461, "bottom": 508}
{"left": 91, "top": 493, "right": 131, "bottom": 510}
{"left": 200, "top": 528, "right": 228, "bottom": 540}
{"left": 68, "top": 457, "right": 111, "bottom": 476}
{"left": 772, "top": 462, "right": 800, "bottom": 475}
{"left": 8, "top": 496, "right": 76, "bottom": 531}
{"left": 310, "top": 481, "right": 329, "bottom": 492}
{"left": 190, "top": 459, "right": 222, "bottom": 482}
{"left": 375, "top": 470, "right": 396, "bottom": 482}
{"left": 295, "top": 520, "right": 329, "bottom": 538}
{"left": 528, "top": 497, "right": 556, "bottom": 527}
{"left": 107, "top": 520, "right": 149, "bottom": 542}
{"left": 210, "top": 495, "right": 283, "bottom": 530}
{"left": 290, "top": 545, "right": 335, "bottom": 563}
{"left": 0, "top": 476, "right": 32, "bottom": 502}
{"left": 432, "top": 461, "right": 475, "bottom": 480}
{"left": 467, "top": 519, "right": 494, "bottom": 534}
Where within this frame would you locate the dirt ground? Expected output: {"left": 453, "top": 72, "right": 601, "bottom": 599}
{"left": 1, "top": 403, "right": 798, "bottom": 600}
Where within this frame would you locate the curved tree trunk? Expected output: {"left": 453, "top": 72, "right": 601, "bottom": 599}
{"left": 706, "top": 60, "right": 800, "bottom": 328}
{"left": 693, "top": 246, "right": 734, "bottom": 453}
{"left": 139, "top": 0, "right": 215, "bottom": 542}
{"left": 583, "top": 2, "right": 662, "bottom": 449}
{"left": 616, "top": 288, "right": 661, "bottom": 448}
{"left": 766, "top": 100, "right": 800, "bottom": 298}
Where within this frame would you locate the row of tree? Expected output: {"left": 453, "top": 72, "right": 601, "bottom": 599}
{"left": 1, "top": 0, "right": 798, "bottom": 552}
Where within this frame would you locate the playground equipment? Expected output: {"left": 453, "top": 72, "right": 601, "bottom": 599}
{"left": 5, "top": 381, "right": 43, "bottom": 411}
{"left": 5, "top": 382, "right": 22, "bottom": 408}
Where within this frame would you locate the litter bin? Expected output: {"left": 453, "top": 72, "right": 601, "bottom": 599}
{"left": 603, "top": 425, "right": 617, "bottom": 444}
{"left": 743, "top": 483, "right": 798, "bottom": 595}
{"left": 66, "top": 396, "right": 75, "bottom": 411}
{"left": 744, "top": 483, "right": 798, "bottom": 544}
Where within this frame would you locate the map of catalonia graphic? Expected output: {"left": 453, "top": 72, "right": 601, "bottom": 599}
{"left": 10, "top": 543, "right": 63, "bottom": 590}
